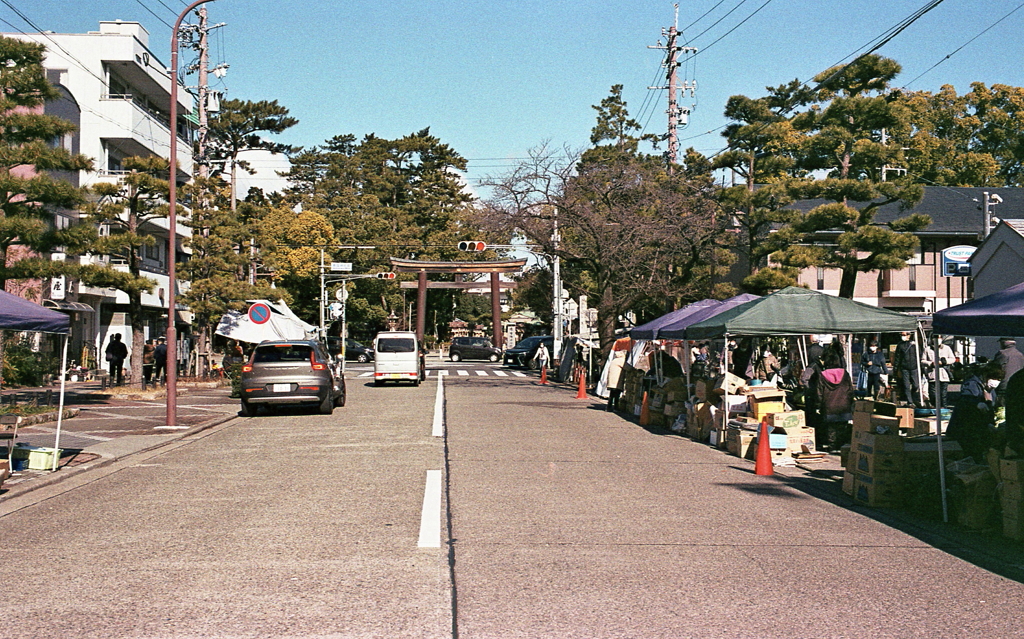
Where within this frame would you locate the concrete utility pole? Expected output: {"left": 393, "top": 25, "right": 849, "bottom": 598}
{"left": 648, "top": 4, "right": 697, "bottom": 166}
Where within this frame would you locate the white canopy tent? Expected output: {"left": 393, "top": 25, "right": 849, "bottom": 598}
{"left": 215, "top": 300, "right": 316, "bottom": 344}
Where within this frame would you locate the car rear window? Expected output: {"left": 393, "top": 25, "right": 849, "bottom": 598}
{"left": 254, "top": 344, "right": 313, "bottom": 362}
{"left": 377, "top": 338, "right": 416, "bottom": 353}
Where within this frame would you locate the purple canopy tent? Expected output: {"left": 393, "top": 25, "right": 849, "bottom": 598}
{"left": 0, "top": 289, "right": 71, "bottom": 471}
{"left": 628, "top": 299, "right": 722, "bottom": 340}
{"left": 656, "top": 294, "right": 761, "bottom": 340}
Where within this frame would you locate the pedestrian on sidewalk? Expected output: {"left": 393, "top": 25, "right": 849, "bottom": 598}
{"left": 105, "top": 334, "right": 128, "bottom": 386}
{"left": 860, "top": 340, "right": 888, "bottom": 400}
{"left": 153, "top": 336, "right": 168, "bottom": 383}
{"left": 142, "top": 339, "right": 155, "bottom": 384}
{"left": 893, "top": 332, "right": 921, "bottom": 408}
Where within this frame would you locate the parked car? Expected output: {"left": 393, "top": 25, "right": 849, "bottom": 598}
{"left": 373, "top": 331, "right": 425, "bottom": 386}
{"left": 239, "top": 340, "right": 346, "bottom": 416}
{"left": 503, "top": 335, "right": 554, "bottom": 369}
{"left": 449, "top": 336, "right": 502, "bottom": 362}
{"left": 326, "top": 337, "right": 375, "bottom": 362}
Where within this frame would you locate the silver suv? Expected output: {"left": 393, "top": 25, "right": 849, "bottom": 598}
{"left": 240, "top": 340, "right": 346, "bottom": 416}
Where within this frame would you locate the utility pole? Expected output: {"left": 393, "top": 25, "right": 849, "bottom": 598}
{"left": 649, "top": 4, "right": 697, "bottom": 166}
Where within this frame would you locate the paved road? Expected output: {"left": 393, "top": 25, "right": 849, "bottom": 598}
{"left": 0, "top": 367, "right": 1022, "bottom": 638}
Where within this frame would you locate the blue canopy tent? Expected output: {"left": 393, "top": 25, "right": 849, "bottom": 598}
{"left": 0, "top": 289, "right": 71, "bottom": 471}
{"left": 930, "top": 281, "right": 1024, "bottom": 522}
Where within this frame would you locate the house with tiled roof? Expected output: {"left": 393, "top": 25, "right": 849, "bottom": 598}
{"left": 782, "top": 187, "right": 1024, "bottom": 314}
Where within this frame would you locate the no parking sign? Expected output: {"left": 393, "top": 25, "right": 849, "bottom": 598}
{"left": 248, "top": 302, "right": 272, "bottom": 324}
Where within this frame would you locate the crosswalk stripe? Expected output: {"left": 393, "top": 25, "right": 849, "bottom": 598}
{"left": 475, "top": 370, "right": 488, "bottom": 376}
{"left": 358, "top": 372, "right": 372, "bottom": 378}
{"left": 457, "top": 370, "right": 469, "bottom": 376}
{"left": 439, "top": 369, "right": 449, "bottom": 376}
{"left": 493, "top": 370, "right": 508, "bottom": 377}
{"left": 512, "top": 371, "right": 528, "bottom": 377}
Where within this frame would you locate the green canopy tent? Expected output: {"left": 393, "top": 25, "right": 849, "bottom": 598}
{"left": 685, "top": 287, "right": 918, "bottom": 339}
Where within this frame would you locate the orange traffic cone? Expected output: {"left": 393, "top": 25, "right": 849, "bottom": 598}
{"left": 576, "top": 370, "right": 587, "bottom": 399}
{"left": 639, "top": 391, "right": 650, "bottom": 426}
{"left": 754, "top": 416, "right": 774, "bottom": 476}
{"left": 540, "top": 364, "right": 547, "bottom": 385}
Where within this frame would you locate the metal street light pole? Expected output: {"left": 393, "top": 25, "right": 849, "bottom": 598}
{"left": 552, "top": 210, "right": 563, "bottom": 364}
{"left": 167, "top": 0, "right": 217, "bottom": 427}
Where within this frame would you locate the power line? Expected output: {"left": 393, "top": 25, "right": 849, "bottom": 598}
{"left": 692, "top": 0, "right": 776, "bottom": 57}
{"left": 681, "top": 0, "right": 752, "bottom": 46}
{"left": 679, "top": 0, "right": 730, "bottom": 35}
{"left": 901, "top": 0, "right": 1024, "bottom": 89}
{"left": 130, "top": 0, "right": 175, "bottom": 29}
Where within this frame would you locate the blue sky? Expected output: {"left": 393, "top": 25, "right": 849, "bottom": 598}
{"left": 6, "top": 0, "right": 1024, "bottom": 194}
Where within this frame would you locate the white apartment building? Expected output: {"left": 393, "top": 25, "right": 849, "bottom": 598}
{"left": 6, "top": 20, "right": 195, "bottom": 371}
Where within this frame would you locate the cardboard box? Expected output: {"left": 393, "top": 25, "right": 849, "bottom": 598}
{"left": 1001, "top": 480, "right": 1022, "bottom": 503}
{"left": 769, "top": 410, "right": 805, "bottom": 430}
{"left": 710, "top": 428, "right": 728, "bottom": 449}
{"left": 746, "top": 388, "right": 786, "bottom": 419}
{"left": 854, "top": 432, "right": 904, "bottom": 454}
{"left": 842, "top": 471, "right": 855, "bottom": 495}
{"left": 854, "top": 449, "right": 904, "bottom": 476}
{"left": 727, "top": 429, "right": 757, "bottom": 459}
{"left": 1003, "top": 514, "right": 1023, "bottom": 541}
{"left": 1000, "top": 458, "right": 1024, "bottom": 483}
{"left": 908, "top": 418, "right": 931, "bottom": 436}
{"left": 784, "top": 427, "right": 816, "bottom": 454}
{"left": 873, "top": 401, "right": 898, "bottom": 417}
{"left": 1000, "top": 496, "right": 1024, "bottom": 521}
{"left": 840, "top": 444, "right": 852, "bottom": 470}
{"left": 903, "top": 439, "right": 964, "bottom": 474}
{"left": 852, "top": 413, "right": 901, "bottom": 439}
{"left": 714, "top": 372, "right": 745, "bottom": 394}
{"left": 853, "top": 399, "right": 876, "bottom": 414}
{"left": 894, "top": 407, "right": 915, "bottom": 430}
{"left": 853, "top": 472, "right": 902, "bottom": 507}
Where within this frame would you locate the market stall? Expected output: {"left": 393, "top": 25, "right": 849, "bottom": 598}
{"left": 0, "top": 289, "right": 71, "bottom": 473}
{"left": 932, "top": 281, "right": 1024, "bottom": 533}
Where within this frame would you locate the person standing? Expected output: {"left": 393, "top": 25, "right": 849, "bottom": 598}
{"left": 753, "top": 346, "right": 780, "bottom": 383}
{"left": 153, "top": 336, "right": 168, "bottom": 384}
{"left": 922, "top": 340, "right": 955, "bottom": 408}
{"left": 860, "top": 341, "right": 888, "bottom": 400}
{"left": 993, "top": 338, "right": 1024, "bottom": 406}
{"left": 893, "top": 332, "right": 921, "bottom": 408}
{"left": 105, "top": 334, "right": 128, "bottom": 386}
{"left": 142, "top": 339, "right": 155, "bottom": 385}
{"left": 813, "top": 349, "right": 855, "bottom": 450}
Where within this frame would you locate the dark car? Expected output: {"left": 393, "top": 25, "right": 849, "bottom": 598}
{"left": 503, "top": 335, "right": 554, "bottom": 369}
{"left": 327, "top": 337, "right": 375, "bottom": 363}
{"left": 240, "top": 340, "right": 346, "bottom": 416}
{"left": 449, "top": 336, "right": 502, "bottom": 362}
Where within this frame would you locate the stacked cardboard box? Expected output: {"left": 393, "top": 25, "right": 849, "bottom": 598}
{"left": 848, "top": 400, "right": 905, "bottom": 507}
{"left": 902, "top": 438, "right": 964, "bottom": 519}
{"left": 1001, "top": 458, "right": 1024, "bottom": 540}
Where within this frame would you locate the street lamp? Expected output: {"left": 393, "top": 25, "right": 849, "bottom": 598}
{"left": 167, "top": 0, "right": 218, "bottom": 427}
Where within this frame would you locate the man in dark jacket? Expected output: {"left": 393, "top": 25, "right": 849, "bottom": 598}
{"left": 893, "top": 332, "right": 921, "bottom": 408}
{"left": 153, "top": 337, "right": 168, "bottom": 384}
{"left": 105, "top": 333, "right": 128, "bottom": 385}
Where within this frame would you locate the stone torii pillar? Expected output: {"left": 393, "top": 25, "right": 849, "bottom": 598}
{"left": 390, "top": 257, "right": 526, "bottom": 349}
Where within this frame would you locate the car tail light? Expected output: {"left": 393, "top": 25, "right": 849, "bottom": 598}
{"left": 310, "top": 352, "right": 326, "bottom": 370}
{"left": 242, "top": 364, "right": 253, "bottom": 373}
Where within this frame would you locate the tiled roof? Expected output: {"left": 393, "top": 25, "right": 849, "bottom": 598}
{"left": 785, "top": 186, "right": 1024, "bottom": 236}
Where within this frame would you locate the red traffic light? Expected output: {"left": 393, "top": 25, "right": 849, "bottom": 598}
{"left": 376, "top": 272, "right": 396, "bottom": 280}
{"left": 458, "top": 240, "right": 487, "bottom": 251}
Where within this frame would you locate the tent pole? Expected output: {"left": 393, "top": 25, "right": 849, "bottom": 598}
{"left": 933, "top": 333, "right": 949, "bottom": 523}
{"left": 52, "top": 333, "right": 69, "bottom": 472}
{"left": 723, "top": 333, "right": 731, "bottom": 435}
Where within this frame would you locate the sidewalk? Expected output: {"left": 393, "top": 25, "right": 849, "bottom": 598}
{"left": 0, "top": 380, "right": 240, "bottom": 499}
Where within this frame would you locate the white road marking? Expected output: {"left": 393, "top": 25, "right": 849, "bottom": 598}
{"left": 493, "top": 370, "right": 508, "bottom": 377}
{"left": 475, "top": 370, "right": 488, "bottom": 376}
{"left": 418, "top": 469, "right": 442, "bottom": 548}
{"left": 432, "top": 374, "right": 444, "bottom": 437}
{"left": 457, "top": 370, "right": 469, "bottom": 376}
{"left": 358, "top": 372, "right": 373, "bottom": 378}
{"left": 512, "top": 371, "right": 528, "bottom": 377}
{"left": 438, "top": 369, "right": 449, "bottom": 376}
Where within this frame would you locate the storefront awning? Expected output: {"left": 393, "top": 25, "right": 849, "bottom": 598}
{"left": 43, "top": 300, "right": 95, "bottom": 313}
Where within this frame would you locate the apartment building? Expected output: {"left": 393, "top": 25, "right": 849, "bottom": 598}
{"left": 6, "top": 21, "right": 194, "bottom": 370}
{"left": 788, "top": 187, "right": 1024, "bottom": 315}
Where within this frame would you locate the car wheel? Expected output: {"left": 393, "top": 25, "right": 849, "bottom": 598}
{"left": 334, "top": 390, "right": 346, "bottom": 407}
{"left": 239, "top": 399, "right": 255, "bottom": 417}
{"left": 319, "top": 393, "right": 334, "bottom": 415}
{"left": 527, "top": 358, "right": 538, "bottom": 371}
{"left": 450, "top": 352, "right": 461, "bottom": 362}
{"left": 489, "top": 353, "right": 499, "bottom": 362}
{"left": 357, "top": 353, "right": 368, "bottom": 363}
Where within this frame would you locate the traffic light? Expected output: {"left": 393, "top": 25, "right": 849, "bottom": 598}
{"left": 458, "top": 240, "right": 487, "bottom": 252}
{"left": 376, "top": 272, "right": 396, "bottom": 280}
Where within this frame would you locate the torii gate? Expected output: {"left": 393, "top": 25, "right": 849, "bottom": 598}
{"left": 390, "top": 257, "right": 527, "bottom": 349}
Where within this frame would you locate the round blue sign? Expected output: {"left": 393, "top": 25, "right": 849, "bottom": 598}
{"left": 248, "top": 303, "right": 272, "bottom": 324}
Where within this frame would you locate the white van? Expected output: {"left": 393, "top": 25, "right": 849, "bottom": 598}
{"left": 373, "top": 331, "right": 424, "bottom": 386}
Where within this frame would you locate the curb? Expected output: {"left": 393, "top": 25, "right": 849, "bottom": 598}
{"left": 0, "top": 412, "right": 239, "bottom": 501}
